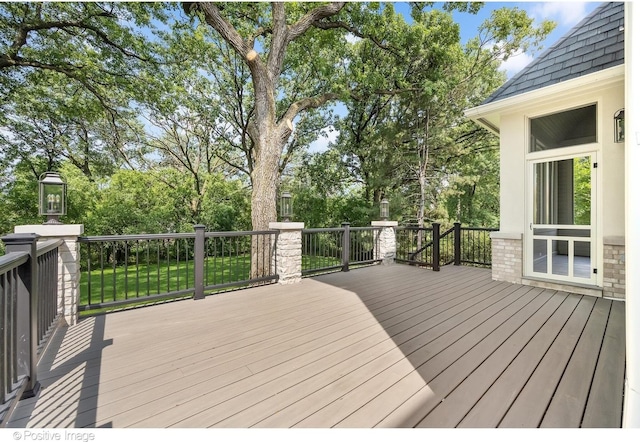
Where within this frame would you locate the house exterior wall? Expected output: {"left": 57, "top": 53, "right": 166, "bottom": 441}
{"left": 498, "top": 113, "right": 526, "bottom": 235}
{"left": 492, "top": 76, "right": 625, "bottom": 297}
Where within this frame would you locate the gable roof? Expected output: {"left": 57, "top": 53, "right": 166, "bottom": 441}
{"left": 483, "top": 2, "right": 624, "bottom": 105}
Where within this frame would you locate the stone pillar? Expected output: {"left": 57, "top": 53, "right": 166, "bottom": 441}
{"left": 604, "top": 236, "right": 626, "bottom": 299}
{"left": 14, "top": 224, "right": 84, "bottom": 326}
{"left": 371, "top": 220, "right": 398, "bottom": 265}
{"left": 269, "top": 222, "right": 304, "bottom": 284}
{"left": 490, "top": 232, "right": 523, "bottom": 284}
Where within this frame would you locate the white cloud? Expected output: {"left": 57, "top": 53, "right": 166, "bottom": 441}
{"left": 529, "top": 2, "right": 590, "bottom": 28}
{"left": 500, "top": 49, "right": 535, "bottom": 78}
{"left": 308, "top": 126, "right": 339, "bottom": 153}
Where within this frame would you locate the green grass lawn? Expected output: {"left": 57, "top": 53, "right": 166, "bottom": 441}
{"left": 302, "top": 254, "right": 341, "bottom": 271}
{"left": 81, "top": 254, "right": 253, "bottom": 306}
{"left": 80, "top": 253, "right": 343, "bottom": 314}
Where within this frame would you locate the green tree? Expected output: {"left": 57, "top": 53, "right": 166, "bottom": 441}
{"left": 0, "top": 160, "right": 42, "bottom": 236}
{"left": 1, "top": 2, "right": 169, "bottom": 115}
{"left": 329, "top": 4, "right": 553, "bottom": 226}
{"left": 573, "top": 156, "right": 591, "bottom": 225}
{"left": 286, "top": 148, "right": 373, "bottom": 227}
{"left": 0, "top": 2, "right": 174, "bottom": 184}
{"left": 182, "top": 2, "right": 355, "bottom": 231}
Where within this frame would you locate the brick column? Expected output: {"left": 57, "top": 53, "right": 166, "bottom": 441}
{"left": 490, "top": 232, "right": 523, "bottom": 284}
{"left": 371, "top": 220, "right": 398, "bottom": 265}
{"left": 14, "top": 224, "right": 84, "bottom": 326}
{"left": 604, "top": 236, "right": 626, "bottom": 299}
{"left": 269, "top": 222, "right": 304, "bottom": 284}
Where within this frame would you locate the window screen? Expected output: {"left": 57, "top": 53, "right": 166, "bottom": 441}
{"left": 530, "top": 105, "right": 597, "bottom": 152}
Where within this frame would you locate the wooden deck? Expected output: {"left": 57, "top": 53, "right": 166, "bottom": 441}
{"left": 7, "top": 264, "right": 625, "bottom": 428}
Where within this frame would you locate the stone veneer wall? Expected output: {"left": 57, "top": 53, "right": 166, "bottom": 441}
{"left": 372, "top": 220, "right": 398, "bottom": 265}
{"left": 14, "top": 224, "right": 84, "bottom": 326}
{"left": 56, "top": 238, "right": 81, "bottom": 324}
{"left": 490, "top": 232, "right": 523, "bottom": 284}
{"left": 603, "top": 238, "right": 625, "bottom": 299}
{"left": 269, "top": 222, "right": 304, "bottom": 284}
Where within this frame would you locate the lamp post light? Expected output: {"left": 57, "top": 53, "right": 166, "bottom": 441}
{"left": 38, "top": 172, "right": 67, "bottom": 225}
{"left": 280, "top": 191, "right": 292, "bottom": 222}
{"left": 380, "top": 198, "right": 389, "bottom": 221}
{"left": 615, "top": 109, "right": 625, "bottom": 143}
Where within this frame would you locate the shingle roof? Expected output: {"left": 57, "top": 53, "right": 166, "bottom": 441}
{"left": 483, "top": 2, "right": 624, "bottom": 104}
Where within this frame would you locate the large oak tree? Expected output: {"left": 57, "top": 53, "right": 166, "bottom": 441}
{"left": 183, "top": 2, "right": 354, "bottom": 230}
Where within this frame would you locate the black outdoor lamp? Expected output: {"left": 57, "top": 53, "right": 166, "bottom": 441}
{"left": 614, "top": 109, "right": 625, "bottom": 143}
{"left": 280, "top": 191, "right": 292, "bottom": 222}
{"left": 39, "top": 172, "right": 67, "bottom": 224}
{"left": 380, "top": 198, "right": 389, "bottom": 221}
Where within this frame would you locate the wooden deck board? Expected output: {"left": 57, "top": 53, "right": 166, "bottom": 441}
{"left": 426, "top": 292, "right": 581, "bottom": 428}
{"left": 456, "top": 293, "right": 582, "bottom": 427}
{"left": 135, "top": 268, "right": 504, "bottom": 427}
{"left": 6, "top": 264, "right": 626, "bottom": 429}
{"left": 540, "top": 297, "right": 612, "bottom": 428}
{"left": 253, "top": 282, "right": 532, "bottom": 427}
{"left": 375, "top": 287, "right": 555, "bottom": 428}
{"left": 334, "top": 284, "right": 542, "bottom": 428}
{"left": 105, "top": 268, "right": 494, "bottom": 427}
{"left": 306, "top": 284, "right": 541, "bottom": 428}
{"left": 412, "top": 289, "right": 566, "bottom": 427}
{"left": 498, "top": 295, "right": 597, "bottom": 427}
{"left": 582, "top": 299, "right": 626, "bottom": 427}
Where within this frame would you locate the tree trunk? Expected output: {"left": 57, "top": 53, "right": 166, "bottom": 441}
{"left": 248, "top": 113, "right": 287, "bottom": 279}
{"left": 417, "top": 111, "right": 430, "bottom": 253}
{"left": 417, "top": 170, "right": 426, "bottom": 252}
{"left": 250, "top": 135, "right": 281, "bottom": 231}
{"left": 188, "top": 2, "right": 346, "bottom": 278}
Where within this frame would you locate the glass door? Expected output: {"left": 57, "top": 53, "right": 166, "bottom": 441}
{"left": 528, "top": 154, "right": 596, "bottom": 284}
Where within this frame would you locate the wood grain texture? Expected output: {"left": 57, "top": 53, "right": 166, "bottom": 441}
{"left": 6, "top": 265, "right": 625, "bottom": 428}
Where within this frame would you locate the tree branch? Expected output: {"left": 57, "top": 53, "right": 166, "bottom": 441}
{"left": 266, "top": 2, "right": 287, "bottom": 77}
{"left": 288, "top": 2, "right": 346, "bottom": 41}
{"left": 265, "top": 2, "right": 346, "bottom": 81}
{"left": 313, "top": 20, "right": 398, "bottom": 55}
{"left": 281, "top": 92, "right": 341, "bottom": 125}
{"left": 192, "top": 2, "right": 252, "bottom": 59}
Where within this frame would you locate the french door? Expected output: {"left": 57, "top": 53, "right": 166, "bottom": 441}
{"left": 527, "top": 153, "right": 597, "bottom": 285}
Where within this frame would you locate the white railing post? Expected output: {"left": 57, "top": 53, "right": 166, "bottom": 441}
{"left": 371, "top": 220, "right": 398, "bottom": 265}
{"left": 14, "top": 224, "right": 84, "bottom": 326}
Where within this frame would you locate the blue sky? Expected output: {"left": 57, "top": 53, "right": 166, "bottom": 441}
{"left": 392, "top": 2, "right": 601, "bottom": 77}
{"left": 462, "top": 1, "right": 601, "bottom": 76}
{"left": 309, "top": 1, "right": 603, "bottom": 152}
{"left": 395, "top": 1, "right": 602, "bottom": 76}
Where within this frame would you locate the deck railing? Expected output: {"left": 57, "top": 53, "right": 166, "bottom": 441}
{"left": 35, "top": 239, "right": 63, "bottom": 346}
{"left": 396, "top": 223, "right": 497, "bottom": 270}
{"left": 453, "top": 225, "right": 498, "bottom": 267}
{"left": 0, "top": 235, "right": 63, "bottom": 427}
{"left": 302, "top": 223, "right": 382, "bottom": 276}
{"left": 78, "top": 227, "right": 278, "bottom": 313}
{"left": 396, "top": 224, "right": 439, "bottom": 269}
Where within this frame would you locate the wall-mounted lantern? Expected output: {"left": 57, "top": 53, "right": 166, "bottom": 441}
{"left": 380, "top": 198, "right": 389, "bottom": 221}
{"left": 39, "top": 172, "right": 66, "bottom": 224}
{"left": 614, "top": 109, "right": 625, "bottom": 143}
{"left": 280, "top": 191, "right": 292, "bottom": 222}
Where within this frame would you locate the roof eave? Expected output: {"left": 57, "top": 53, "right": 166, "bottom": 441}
{"left": 464, "top": 64, "right": 625, "bottom": 134}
